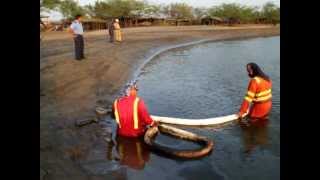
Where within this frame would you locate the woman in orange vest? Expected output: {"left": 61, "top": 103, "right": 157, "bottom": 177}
{"left": 238, "top": 63, "right": 272, "bottom": 121}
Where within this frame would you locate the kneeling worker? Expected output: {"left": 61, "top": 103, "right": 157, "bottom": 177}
{"left": 112, "top": 81, "right": 157, "bottom": 138}
{"left": 238, "top": 63, "right": 272, "bottom": 121}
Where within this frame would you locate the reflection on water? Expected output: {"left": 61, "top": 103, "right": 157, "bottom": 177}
{"left": 106, "top": 132, "right": 203, "bottom": 171}
{"left": 240, "top": 119, "right": 269, "bottom": 154}
{"left": 105, "top": 134, "right": 152, "bottom": 170}
{"left": 115, "top": 136, "right": 150, "bottom": 170}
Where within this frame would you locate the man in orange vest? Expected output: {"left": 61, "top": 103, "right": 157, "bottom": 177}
{"left": 238, "top": 63, "right": 272, "bottom": 121}
{"left": 112, "top": 81, "right": 157, "bottom": 138}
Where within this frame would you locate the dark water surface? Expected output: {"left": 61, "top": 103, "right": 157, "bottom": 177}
{"left": 117, "top": 36, "right": 280, "bottom": 180}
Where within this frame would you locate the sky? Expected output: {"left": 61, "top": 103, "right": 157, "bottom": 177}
{"left": 43, "top": 0, "right": 280, "bottom": 21}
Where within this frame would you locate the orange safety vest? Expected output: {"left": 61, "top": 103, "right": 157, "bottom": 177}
{"left": 114, "top": 97, "right": 140, "bottom": 129}
{"left": 240, "top": 76, "right": 272, "bottom": 118}
{"left": 113, "top": 95, "right": 154, "bottom": 137}
{"left": 243, "top": 77, "right": 272, "bottom": 103}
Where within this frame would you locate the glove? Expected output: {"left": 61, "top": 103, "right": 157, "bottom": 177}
{"left": 237, "top": 112, "right": 243, "bottom": 122}
{"left": 153, "top": 121, "right": 159, "bottom": 127}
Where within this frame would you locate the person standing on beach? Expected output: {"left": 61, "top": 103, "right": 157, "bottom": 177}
{"left": 113, "top": 19, "right": 122, "bottom": 42}
{"left": 68, "top": 14, "right": 85, "bottom": 60}
{"left": 108, "top": 19, "right": 115, "bottom": 42}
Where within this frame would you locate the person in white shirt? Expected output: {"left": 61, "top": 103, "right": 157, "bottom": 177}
{"left": 69, "top": 14, "right": 85, "bottom": 60}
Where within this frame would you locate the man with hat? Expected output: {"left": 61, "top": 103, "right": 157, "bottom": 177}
{"left": 111, "top": 81, "right": 157, "bottom": 138}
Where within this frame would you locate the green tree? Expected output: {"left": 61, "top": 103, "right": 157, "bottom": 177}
{"left": 208, "top": 3, "right": 243, "bottom": 20}
{"left": 167, "top": 3, "right": 194, "bottom": 19}
{"left": 141, "top": 4, "right": 161, "bottom": 16}
{"left": 262, "top": 2, "right": 280, "bottom": 24}
{"left": 85, "top": 1, "right": 112, "bottom": 19}
{"left": 41, "top": 0, "right": 61, "bottom": 10}
{"left": 208, "top": 3, "right": 267, "bottom": 23}
{"left": 59, "top": 0, "right": 85, "bottom": 20}
{"left": 239, "top": 6, "right": 259, "bottom": 23}
{"left": 193, "top": 7, "right": 208, "bottom": 19}
{"left": 85, "top": 0, "right": 147, "bottom": 19}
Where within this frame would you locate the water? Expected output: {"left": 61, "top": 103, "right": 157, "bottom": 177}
{"left": 115, "top": 36, "right": 280, "bottom": 180}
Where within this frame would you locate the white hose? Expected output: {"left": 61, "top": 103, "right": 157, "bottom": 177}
{"left": 151, "top": 112, "right": 248, "bottom": 126}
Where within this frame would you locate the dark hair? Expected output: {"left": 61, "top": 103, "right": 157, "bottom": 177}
{"left": 247, "top": 62, "right": 270, "bottom": 81}
{"left": 75, "top": 14, "right": 82, "bottom": 20}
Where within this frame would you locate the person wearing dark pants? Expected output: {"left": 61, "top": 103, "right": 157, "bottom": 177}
{"left": 69, "top": 14, "right": 85, "bottom": 60}
{"left": 74, "top": 35, "right": 84, "bottom": 60}
{"left": 108, "top": 19, "right": 114, "bottom": 43}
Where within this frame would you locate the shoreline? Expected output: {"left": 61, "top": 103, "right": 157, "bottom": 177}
{"left": 40, "top": 25, "right": 280, "bottom": 179}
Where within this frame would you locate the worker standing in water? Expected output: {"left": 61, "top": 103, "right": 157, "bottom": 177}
{"left": 108, "top": 81, "right": 156, "bottom": 161}
{"left": 111, "top": 81, "right": 157, "bottom": 138}
{"left": 238, "top": 63, "right": 272, "bottom": 121}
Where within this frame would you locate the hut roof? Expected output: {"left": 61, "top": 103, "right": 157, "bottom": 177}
{"left": 139, "top": 13, "right": 169, "bottom": 19}
{"left": 166, "top": 18, "right": 192, "bottom": 21}
{"left": 82, "top": 18, "right": 106, "bottom": 23}
{"left": 201, "top": 15, "right": 223, "bottom": 22}
{"left": 211, "top": 16, "right": 223, "bottom": 21}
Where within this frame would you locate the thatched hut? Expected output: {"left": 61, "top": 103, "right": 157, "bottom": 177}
{"left": 135, "top": 17, "right": 166, "bottom": 26}
{"left": 165, "top": 18, "right": 193, "bottom": 26}
{"left": 62, "top": 19, "right": 107, "bottom": 31}
{"left": 114, "top": 13, "right": 167, "bottom": 27}
{"left": 82, "top": 19, "right": 107, "bottom": 31}
{"left": 225, "top": 17, "right": 241, "bottom": 25}
{"left": 40, "top": 16, "right": 50, "bottom": 26}
{"left": 201, "top": 16, "right": 223, "bottom": 25}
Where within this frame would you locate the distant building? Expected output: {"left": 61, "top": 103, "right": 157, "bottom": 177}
{"left": 255, "top": 17, "right": 268, "bottom": 24}
{"left": 113, "top": 12, "right": 169, "bottom": 27}
{"left": 165, "top": 18, "right": 193, "bottom": 26}
{"left": 225, "top": 17, "right": 241, "bottom": 25}
{"left": 63, "top": 19, "right": 107, "bottom": 31}
{"left": 40, "top": 16, "right": 50, "bottom": 26}
{"left": 200, "top": 16, "right": 223, "bottom": 25}
{"left": 82, "top": 19, "right": 107, "bottom": 31}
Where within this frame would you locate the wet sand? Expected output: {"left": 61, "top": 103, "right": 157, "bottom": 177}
{"left": 40, "top": 25, "right": 279, "bottom": 179}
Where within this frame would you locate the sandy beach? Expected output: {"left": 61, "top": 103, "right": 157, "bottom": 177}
{"left": 40, "top": 25, "right": 279, "bottom": 180}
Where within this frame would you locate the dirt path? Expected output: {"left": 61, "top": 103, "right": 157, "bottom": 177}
{"left": 40, "top": 25, "right": 279, "bottom": 180}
